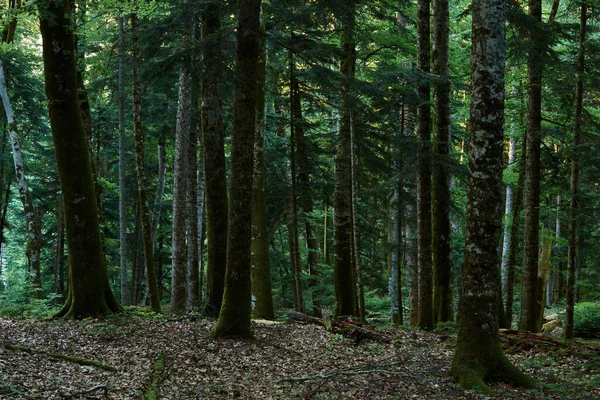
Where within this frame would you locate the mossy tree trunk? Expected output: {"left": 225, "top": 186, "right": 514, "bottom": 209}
{"left": 333, "top": 0, "right": 357, "bottom": 318}
{"left": 39, "top": 0, "right": 121, "bottom": 318}
{"left": 251, "top": 8, "right": 274, "bottom": 320}
{"left": 131, "top": 13, "right": 161, "bottom": 314}
{"left": 451, "top": 0, "right": 535, "bottom": 391}
{"left": 566, "top": 1, "right": 586, "bottom": 340}
{"left": 118, "top": 15, "right": 128, "bottom": 306}
{"left": 520, "top": 0, "right": 543, "bottom": 333}
{"left": 417, "top": 0, "right": 433, "bottom": 331}
{"left": 212, "top": 0, "right": 262, "bottom": 338}
{"left": 432, "top": 0, "right": 452, "bottom": 325}
{"left": 201, "top": 1, "right": 228, "bottom": 317}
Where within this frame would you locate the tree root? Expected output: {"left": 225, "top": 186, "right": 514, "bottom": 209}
{"left": 4, "top": 343, "right": 118, "bottom": 372}
{"left": 142, "top": 353, "right": 167, "bottom": 400}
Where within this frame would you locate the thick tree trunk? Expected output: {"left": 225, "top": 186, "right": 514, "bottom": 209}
{"left": 40, "top": 0, "right": 121, "bottom": 318}
{"left": 0, "top": 61, "right": 42, "bottom": 298}
{"left": 212, "top": 0, "right": 262, "bottom": 338}
{"left": 201, "top": 2, "right": 228, "bottom": 317}
{"left": 118, "top": 15, "right": 128, "bottom": 306}
{"left": 251, "top": 10, "right": 274, "bottom": 320}
{"left": 565, "top": 3, "right": 586, "bottom": 340}
{"left": 520, "top": 0, "right": 543, "bottom": 333}
{"left": 131, "top": 13, "right": 161, "bottom": 314}
{"left": 333, "top": 0, "right": 357, "bottom": 318}
{"left": 451, "top": 0, "right": 535, "bottom": 390}
{"left": 432, "top": 0, "right": 452, "bottom": 324}
{"left": 417, "top": 0, "right": 433, "bottom": 331}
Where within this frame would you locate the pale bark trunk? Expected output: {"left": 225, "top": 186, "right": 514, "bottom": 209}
{"left": 501, "top": 136, "right": 516, "bottom": 293}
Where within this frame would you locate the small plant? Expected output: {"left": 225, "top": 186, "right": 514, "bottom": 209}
{"left": 573, "top": 302, "right": 600, "bottom": 339}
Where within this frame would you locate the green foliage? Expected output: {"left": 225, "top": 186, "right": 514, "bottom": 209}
{"left": 573, "top": 302, "right": 600, "bottom": 339}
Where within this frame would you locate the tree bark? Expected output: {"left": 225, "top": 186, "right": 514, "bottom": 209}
{"left": 565, "top": 2, "right": 586, "bottom": 340}
{"left": 350, "top": 123, "right": 365, "bottom": 322}
{"left": 131, "top": 13, "right": 161, "bottom": 314}
{"left": 201, "top": 1, "right": 228, "bottom": 317}
{"left": 519, "top": 0, "right": 543, "bottom": 333}
{"left": 151, "top": 134, "right": 166, "bottom": 247}
{"left": 451, "top": 0, "right": 535, "bottom": 390}
{"left": 417, "top": 0, "right": 433, "bottom": 331}
{"left": 333, "top": 0, "right": 357, "bottom": 318}
{"left": 251, "top": 9, "right": 274, "bottom": 320}
{"left": 118, "top": 15, "right": 128, "bottom": 306}
{"left": 40, "top": 0, "right": 121, "bottom": 318}
{"left": 212, "top": 0, "right": 262, "bottom": 338}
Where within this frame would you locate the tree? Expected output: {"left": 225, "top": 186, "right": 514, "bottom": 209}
{"left": 417, "top": 0, "right": 433, "bottom": 331}
{"left": 118, "top": 15, "right": 128, "bottom": 306}
{"left": 333, "top": 0, "right": 357, "bottom": 318}
{"left": 212, "top": 0, "right": 262, "bottom": 338}
{"left": 39, "top": 0, "right": 122, "bottom": 318}
{"left": 450, "top": 0, "right": 536, "bottom": 391}
{"left": 201, "top": 0, "right": 228, "bottom": 317}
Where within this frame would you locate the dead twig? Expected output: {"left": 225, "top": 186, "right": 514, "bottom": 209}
{"left": 61, "top": 384, "right": 108, "bottom": 398}
{"left": 4, "top": 343, "right": 118, "bottom": 372}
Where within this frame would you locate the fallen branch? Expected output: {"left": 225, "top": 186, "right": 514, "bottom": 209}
{"left": 61, "top": 384, "right": 108, "bottom": 398}
{"left": 282, "top": 368, "right": 432, "bottom": 384}
{"left": 4, "top": 343, "right": 118, "bottom": 372}
{"left": 142, "top": 353, "right": 167, "bottom": 400}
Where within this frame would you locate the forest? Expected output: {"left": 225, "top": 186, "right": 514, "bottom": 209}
{"left": 1, "top": 0, "right": 600, "bottom": 398}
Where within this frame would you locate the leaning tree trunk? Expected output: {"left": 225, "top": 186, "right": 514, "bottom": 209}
{"left": 201, "top": 1, "right": 228, "bottom": 317}
{"left": 333, "top": 0, "right": 357, "bottom": 318}
{"left": 432, "top": 0, "right": 452, "bottom": 325}
{"left": 131, "top": 13, "right": 161, "bottom": 314}
{"left": 251, "top": 9, "right": 274, "bottom": 320}
{"left": 520, "top": 0, "right": 543, "bottom": 333}
{"left": 565, "top": 2, "right": 586, "bottom": 340}
{"left": 118, "top": 15, "right": 128, "bottom": 306}
{"left": 39, "top": 0, "right": 121, "bottom": 318}
{"left": 212, "top": 0, "right": 262, "bottom": 338}
{"left": 450, "top": 0, "right": 535, "bottom": 390}
{"left": 417, "top": 0, "right": 433, "bottom": 331}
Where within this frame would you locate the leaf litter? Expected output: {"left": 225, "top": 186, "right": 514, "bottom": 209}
{"left": 0, "top": 315, "right": 599, "bottom": 399}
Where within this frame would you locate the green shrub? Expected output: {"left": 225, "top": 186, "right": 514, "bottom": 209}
{"left": 573, "top": 302, "right": 600, "bottom": 339}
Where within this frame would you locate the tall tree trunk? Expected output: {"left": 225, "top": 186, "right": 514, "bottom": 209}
{"left": 131, "top": 13, "right": 161, "bottom": 314}
{"left": 390, "top": 184, "right": 402, "bottom": 325}
{"left": 519, "top": 0, "right": 543, "bottom": 333}
{"left": 40, "top": 0, "right": 121, "bottom": 318}
{"left": 0, "top": 61, "right": 42, "bottom": 298}
{"left": 451, "top": 0, "right": 535, "bottom": 389}
{"left": 417, "top": 0, "right": 433, "bottom": 331}
{"left": 501, "top": 137, "right": 516, "bottom": 293}
{"left": 197, "top": 139, "right": 205, "bottom": 303}
{"left": 565, "top": 2, "right": 586, "bottom": 340}
{"left": 251, "top": 9, "right": 274, "bottom": 320}
{"left": 54, "top": 195, "right": 65, "bottom": 297}
{"left": 333, "top": 0, "right": 357, "bottom": 318}
{"left": 151, "top": 133, "right": 166, "bottom": 246}
{"left": 2, "top": 0, "right": 20, "bottom": 45}
{"left": 432, "top": 0, "right": 452, "bottom": 324}
{"left": 212, "top": 0, "right": 262, "bottom": 338}
{"left": 201, "top": 1, "right": 228, "bottom": 317}
{"left": 118, "top": 15, "right": 128, "bottom": 306}
{"left": 350, "top": 124, "right": 365, "bottom": 322}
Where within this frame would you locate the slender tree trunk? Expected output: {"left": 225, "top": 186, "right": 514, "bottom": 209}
{"left": 118, "top": 15, "right": 128, "bottom": 306}
{"left": 501, "top": 137, "right": 516, "bottom": 293}
{"left": 201, "top": 2, "right": 228, "bottom": 317}
{"left": 0, "top": 61, "right": 42, "bottom": 298}
{"left": 417, "top": 0, "right": 433, "bottom": 331}
{"left": 54, "top": 195, "right": 64, "bottom": 297}
{"left": 333, "top": 0, "right": 357, "bottom": 318}
{"left": 2, "top": 0, "right": 21, "bottom": 45}
{"left": 151, "top": 134, "right": 167, "bottom": 246}
{"left": 350, "top": 124, "right": 365, "bottom": 322}
{"left": 390, "top": 185, "right": 403, "bottom": 325}
{"left": 212, "top": 0, "right": 262, "bottom": 338}
{"left": 566, "top": 2, "right": 586, "bottom": 340}
{"left": 131, "top": 13, "right": 161, "bottom": 314}
{"left": 40, "top": 0, "right": 121, "bottom": 318}
{"left": 451, "top": 0, "right": 535, "bottom": 389}
{"left": 251, "top": 9, "right": 274, "bottom": 320}
{"left": 519, "top": 0, "right": 543, "bottom": 333}
{"left": 197, "top": 144, "right": 205, "bottom": 303}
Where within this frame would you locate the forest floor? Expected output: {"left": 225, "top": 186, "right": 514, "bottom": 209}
{"left": 1, "top": 312, "right": 599, "bottom": 399}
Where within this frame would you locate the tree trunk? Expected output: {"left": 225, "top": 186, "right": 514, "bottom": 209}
{"left": 201, "top": 2, "right": 228, "bottom": 317}
{"left": 519, "top": 0, "right": 543, "bottom": 333}
{"left": 2, "top": 0, "right": 20, "bottom": 45}
{"left": 131, "top": 13, "right": 161, "bottom": 314}
{"left": 118, "top": 15, "right": 128, "bottom": 306}
{"left": 0, "top": 61, "right": 43, "bottom": 298}
{"left": 417, "top": 0, "right": 433, "bottom": 331}
{"left": 432, "top": 0, "right": 452, "bottom": 325}
{"left": 40, "top": 0, "right": 121, "bottom": 318}
{"left": 350, "top": 124, "right": 365, "bottom": 322}
{"left": 566, "top": 2, "right": 586, "bottom": 340}
{"left": 151, "top": 134, "right": 167, "bottom": 247}
{"left": 451, "top": 0, "right": 535, "bottom": 390}
{"left": 390, "top": 185, "right": 402, "bottom": 325}
{"left": 500, "top": 136, "right": 516, "bottom": 293}
{"left": 212, "top": 0, "right": 262, "bottom": 338}
{"left": 251, "top": 9, "right": 274, "bottom": 320}
{"left": 197, "top": 138, "right": 205, "bottom": 303}
{"left": 333, "top": 0, "right": 357, "bottom": 318}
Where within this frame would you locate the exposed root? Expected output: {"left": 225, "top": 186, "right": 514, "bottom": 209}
{"left": 5, "top": 343, "right": 118, "bottom": 372}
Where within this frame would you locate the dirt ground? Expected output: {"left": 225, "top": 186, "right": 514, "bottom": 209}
{"left": 1, "top": 314, "right": 599, "bottom": 399}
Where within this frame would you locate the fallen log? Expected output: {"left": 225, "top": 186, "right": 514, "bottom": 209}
{"left": 287, "top": 311, "right": 387, "bottom": 342}
{"left": 4, "top": 343, "right": 118, "bottom": 372}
